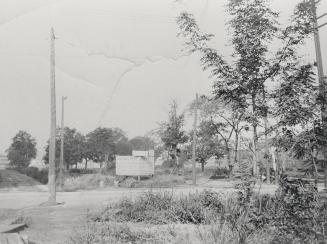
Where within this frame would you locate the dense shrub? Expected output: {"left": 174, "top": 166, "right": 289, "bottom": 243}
{"left": 209, "top": 167, "right": 230, "bottom": 179}
{"left": 97, "top": 190, "right": 224, "bottom": 225}
{"left": 69, "top": 168, "right": 97, "bottom": 175}
{"left": 162, "top": 159, "right": 176, "bottom": 168}
{"left": 63, "top": 174, "right": 115, "bottom": 191}
{"left": 14, "top": 166, "right": 48, "bottom": 184}
{"left": 68, "top": 221, "right": 165, "bottom": 244}
{"left": 268, "top": 176, "right": 326, "bottom": 243}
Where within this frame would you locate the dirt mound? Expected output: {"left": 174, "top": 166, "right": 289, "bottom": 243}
{"left": 0, "top": 170, "right": 41, "bottom": 189}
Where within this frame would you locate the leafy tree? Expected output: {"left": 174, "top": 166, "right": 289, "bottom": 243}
{"left": 192, "top": 96, "right": 248, "bottom": 173}
{"left": 185, "top": 121, "right": 224, "bottom": 172}
{"left": 129, "top": 136, "right": 155, "bottom": 151}
{"left": 115, "top": 140, "right": 133, "bottom": 156}
{"left": 7, "top": 131, "right": 37, "bottom": 168}
{"left": 271, "top": 2, "right": 326, "bottom": 182}
{"left": 177, "top": 0, "right": 318, "bottom": 177}
{"left": 43, "top": 127, "right": 85, "bottom": 169}
{"left": 159, "top": 101, "right": 188, "bottom": 166}
{"left": 85, "top": 127, "right": 128, "bottom": 165}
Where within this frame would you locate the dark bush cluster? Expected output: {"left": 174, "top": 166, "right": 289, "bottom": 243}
{"left": 69, "top": 168, "right": 97, "bottom": 175}
{"left": 14, "top": 166, "right": 48, "bottom": 184}
{"left": 210, "top": 167, "right": 230, "bottom": 179}
{"left": 97, "top": 190, "right": 225, "bottom": 225}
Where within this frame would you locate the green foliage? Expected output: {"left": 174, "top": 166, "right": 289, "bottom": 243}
{"left": 7, "top": 131, "right": 37, "bottom": 168}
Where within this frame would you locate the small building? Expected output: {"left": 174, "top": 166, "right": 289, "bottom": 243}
{"left": 0, "top": 155, "right": 9, "bottom": 169}
{"left": 116, "top": 150, "right": 155, "bottom": 176}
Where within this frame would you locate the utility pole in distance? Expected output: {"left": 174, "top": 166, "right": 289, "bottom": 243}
{"left": 59, "top": 96, "right": 67, "bottom": 189}
{"left": 192, "top": 94, "right": 198, "bottom": 185}
{"left": 48, "top": 27, "right": 57, "bottom": 204}
{"left": 311, "top": 0, "right": 327, "bottom": 189}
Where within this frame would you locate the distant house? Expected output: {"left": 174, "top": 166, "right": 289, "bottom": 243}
{"left": 0, "top": 155, "right": 9, "bottom": 169}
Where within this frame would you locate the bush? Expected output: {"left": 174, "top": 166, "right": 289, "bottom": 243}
{"left": 62, "top": 174, "right": 115, "bottom": 191}
{"left": 209, "top": 167, "right": 229, "bottom": 179}
{"left": 68, "top": 221, "right": 165, "bottom": 244}
{"left": 119, "top": 175, "right": 184, "bottom": 188}
{"left": 162, "top": 159, "right": 176, "bottom": 168}
{"left": 69, "top": 168, "right": 97, "bottom": 175}
{"left": 14, "top": 167, "right": 48, "bottom": 184}
{"left": 97, "top": 190, "right": 225, "bottom": 225}
{"left": 268, "top": 176, "right": 326, "bottom": 243}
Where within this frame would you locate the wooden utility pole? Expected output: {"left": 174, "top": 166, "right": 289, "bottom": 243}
{"left": 48, "top": 27, "right": 57, "bottom": 204}
{"left": 311, "top": 0, "right": 327, "bottom": 188}
{"left": 59, "top": 96, "right": 67, "bottom": 189}
{"left": 192, "top": 94, "right": 198, "bottom": 185}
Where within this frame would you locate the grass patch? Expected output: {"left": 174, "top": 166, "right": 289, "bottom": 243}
{"left": 118, "top": 174, "right": 185, "bottom": 188}
{"left": 62, "top": 174, "right": 115, "bottom": 191}
{"left": 96, "top": 190, "right": 224, "bottom": 224}
{"left": 68, "top": 221, "right": 171, "bottom": 244}
{"left": 13, "top": 167, "right": 48, "bottom": 184}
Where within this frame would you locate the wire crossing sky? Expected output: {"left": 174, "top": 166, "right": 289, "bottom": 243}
{"left": 0, "top": 0, "right": 326, "bottom": 159}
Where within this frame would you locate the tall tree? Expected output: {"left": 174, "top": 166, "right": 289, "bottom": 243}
{"left": 192, "top": 96, "right": 247, "bottom": 173}
{"left": 129, "top": 136, "right": 155, "bottom": 151}
{"left": 43, "top": 127, "right": 85, "bottom": 169}
{"left": 159, "top": 101, "right": 188, "bottom": 166}
{"left": 186, "top": 121, "right": 225, "bottom": 172}
{"left": 177, "top": 0, "right": 317, "bottom": 177}
{"left": 85, "top": 127, "right": 128, "bottom": 165}
{"left": 7, "top": 131, "right": 37, "bottom": 168}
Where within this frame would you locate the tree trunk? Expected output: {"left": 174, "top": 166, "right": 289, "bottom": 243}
{"left": 233, "top": 132, "right": 239, "bottom": 170}
{"left": 252, "top": 95, "right": 259, "bottom": 177}
{"left": 264, "top": 117, "right": 270, "bottom": 184}
{"left": 85, "top": 159, "right": 88, "bottom": 170}
{"left": 252, "top": 124, "right": 258, "bottom": 176}
{"left": 201, "top": 161, "right": 204, "bottom": 172}
{"left": 225, "top": 142, "right": 231, "bottom": 176}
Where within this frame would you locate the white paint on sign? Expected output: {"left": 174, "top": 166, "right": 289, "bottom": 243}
{"left": 116, "top": 155, "right": 154, "bottom": 176}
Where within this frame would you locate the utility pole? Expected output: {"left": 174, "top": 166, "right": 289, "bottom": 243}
{"left": 192, "top": 94, "right": 198, "bottom": 185}
{"left": 48, "top": 27, "right": 57, "bottom": 204}
{"left": 59, "top": 96, "right": 67, "bottom": 189}
{"left": 311, "top": 0, "right": 327, "bottom": 189}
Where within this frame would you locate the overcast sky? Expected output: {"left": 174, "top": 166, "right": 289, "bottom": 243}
{"left": 0, "top": 0, "right": 326, "bottom": 158}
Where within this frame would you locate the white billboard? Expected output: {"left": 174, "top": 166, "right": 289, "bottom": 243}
{"left": 116, "top": 155, "right": 154, "bottom": 176}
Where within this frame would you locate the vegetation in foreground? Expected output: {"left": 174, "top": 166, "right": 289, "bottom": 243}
{"left": 69, "top": 177, "right": 327, "bottom": 244}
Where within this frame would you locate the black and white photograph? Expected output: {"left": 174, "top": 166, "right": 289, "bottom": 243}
{"left": 0, "top": 0, "right": 327, "bottom": 243}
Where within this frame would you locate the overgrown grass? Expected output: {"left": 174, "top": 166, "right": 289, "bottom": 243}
{"left": 13, "top": 166, "right": 48, "bottom": 184}
{"left": 118, "top": 175, "right": 185, "bottom": 188}
{"left": 69, "top": 178, "right": 327, "bottom": 244}
{"left": 95, "top": 190, "right": 224, "bottom": 224}
{"left": 68, "top": 221, "right": 170, "bottom": 244}
{"left": 62, "top": 174, "right": 115, "bottom": 191}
